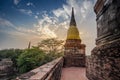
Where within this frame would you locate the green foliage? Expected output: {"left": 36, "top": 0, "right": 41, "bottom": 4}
{"left": 17, "top": 47, "right": 46, "bottom": 73}
{"left": 0, "top": 49, "right": 23, "bottom": 59}
{"left": 17, "top": 46, "right": 64, "bottom": 73}
{"left": 45, "top": 52, "right": 64, "bottom": 61}
{"left": 38, "top": 38, "right": 64, "bottom": 63}
{"left": 0, "top": 49, "right": 23, "bottom": 67}
{"left": 0, "top": 38, "right": 64, "bottom": 74}
{"left": 38, "top": 38, "right": 64, "bottom": 54}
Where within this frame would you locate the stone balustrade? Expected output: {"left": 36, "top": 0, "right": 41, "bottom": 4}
{"left": 16, "top": 57, "right": 63, "bottom": 80}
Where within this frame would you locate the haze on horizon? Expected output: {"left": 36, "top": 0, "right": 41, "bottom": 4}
{"left": 0, "top": 0, "right": 97, "bottom": 55}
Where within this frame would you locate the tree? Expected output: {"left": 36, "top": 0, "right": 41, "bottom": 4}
{"left": 38, "top": 38, "right": 64, "bottom": 54}
{"left": 0, "top": 49, "right": 23, "bottom": 67}
{"left": 17, "top": 47, "right": 47, "bottom": 73}
{"left": 0, "top": 38, "right": 64, "bottom": 74}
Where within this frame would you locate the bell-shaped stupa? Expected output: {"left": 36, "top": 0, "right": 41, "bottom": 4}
{"left": 64, "top": 7, "right": 86, "bottom": 67}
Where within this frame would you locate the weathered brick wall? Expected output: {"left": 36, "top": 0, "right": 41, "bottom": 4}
{"left": 86, "top": 40, "right": 120, "bottom": 80}
{"left": 17, "top": 57, "right": 63, "bottom": 80}
{"left": 64, "top": 39, "right": 86, "bottom": 67}
{"left": 86, "top": 0, "right": 120, "bottom": 80}
{"left": 0, "top": 58, "right": 13, "bottom": 80}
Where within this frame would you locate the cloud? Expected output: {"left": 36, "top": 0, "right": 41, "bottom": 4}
{"left": 53, "top": 8, "right": 69, "bottom": 19}
{"left": 26, "top": 2, "right": 35, "bottom": 7}
{"left": 33, "top": 0, "right": 96, "bottom": 55}
{"left": 0, "top": 18, "right": 13, "bottom": 27}
{"left": 13, "top": 0, "right": 21, "bottom": 5}
{"left": 80, "top": 0, "right": 93, "bottom": 18}
{"left": 1, "top": 0, "right": 97, "bottom": 55}
{"left": 34, "top": 15, "right": 38, "bottom": 19}
{"left": 34, "top": 14, "right": 57, "bottom": 39}
{"left": 33, "top": 0, "right": 95, "bottom": 39}
{"left": 0, "top": 17, "right": 56, "bottom": 41}
{"left": 0, "top": 18, "right": 36, "bottom": 36}
{"left": 37, "top": 26, "right": 57, "bottom": 39}
{"left": 0, "top": 18, "right": 16, "bottom": 29}
{"left": 19, "top": 9, "right": 33, "bottom": 16}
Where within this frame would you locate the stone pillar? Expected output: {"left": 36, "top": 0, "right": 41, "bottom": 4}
{"left": 86, "top": 0, "right": 120, "bottom": 80}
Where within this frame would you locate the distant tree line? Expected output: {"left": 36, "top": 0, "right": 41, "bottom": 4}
{"left": 0, "top": 38, "right": 64, "bottom": 74}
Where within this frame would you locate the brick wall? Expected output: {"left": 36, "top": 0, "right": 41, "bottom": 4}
{"left": 64, "top": 39, "right": 86, "bottom": 67}
{"left": 86, "top": 0, "right": 120, "bottom": 80}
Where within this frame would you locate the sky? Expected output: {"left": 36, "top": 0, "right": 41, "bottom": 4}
{"left": 0, "top": 0, "right": 97, "bottom": 55}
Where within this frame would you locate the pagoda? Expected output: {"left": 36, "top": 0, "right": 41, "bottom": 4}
{"left": 64, "top": 8, "right": 86, "bottom": 67}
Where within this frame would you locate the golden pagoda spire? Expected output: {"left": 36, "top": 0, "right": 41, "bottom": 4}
{"left": 67, "top": 7, "right": 80, "bottom": 40}
{"left": 70, "top": 7, "right": 76, "bottom": 26}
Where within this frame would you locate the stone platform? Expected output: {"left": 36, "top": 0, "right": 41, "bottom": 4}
{"left": 61, "top": 67, "right": 88, "bottom": 80}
